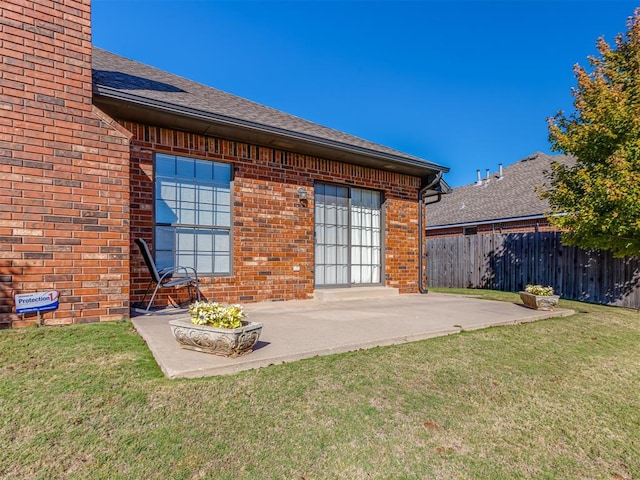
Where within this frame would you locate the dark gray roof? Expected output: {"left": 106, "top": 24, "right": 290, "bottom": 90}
{"left": 426, "top": 152, "right": 575, "bottom": 228}
{"left": 91, "top": 47, "right": 448, "bottom": 180}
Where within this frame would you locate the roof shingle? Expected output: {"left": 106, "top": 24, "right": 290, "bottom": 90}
{"left": 426, "top": 152, "right": 575, "bottom": 228}
{"left": 92, "top": 47, "right": 447, "bottom": 174}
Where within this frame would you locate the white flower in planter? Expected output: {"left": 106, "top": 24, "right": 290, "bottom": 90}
{"left": 188, "top": 301, "right": 246, "bottom": 329}
{"left": 525, "top": 284, "right": 555, "bottom": 296}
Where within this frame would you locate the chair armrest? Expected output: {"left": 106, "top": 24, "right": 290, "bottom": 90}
{"left": 158, "top": 266, "right": 199, "bottom": 283}
{"left": 174, "top": 265, "right": 199, "bottom": 282}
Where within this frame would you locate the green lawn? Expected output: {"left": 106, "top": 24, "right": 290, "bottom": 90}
{"left": 1, "top": 290, "right": 639, "bottom": 479}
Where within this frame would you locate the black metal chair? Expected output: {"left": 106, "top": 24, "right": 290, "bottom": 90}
{"left": 135, "top": 238, "right": 201, "bottom": 313}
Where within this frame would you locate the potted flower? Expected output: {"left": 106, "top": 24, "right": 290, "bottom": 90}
{"left": 519, "top": 284, "right": 560, "bottom": 311}
{"left": 168, "top": 301, "right": 262, "bottom": 357}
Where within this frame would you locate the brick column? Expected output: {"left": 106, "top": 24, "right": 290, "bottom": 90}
{"left": 0, "top": 0, "right": 132, "bottom": 326}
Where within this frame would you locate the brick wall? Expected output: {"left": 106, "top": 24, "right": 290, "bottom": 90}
{"left": 0, "top": 0, "right": 131, "bottom": 327}
{"left": 124, "top": 122, "right": 422, "bottom": 306}
{"left": 425, "top": 218, "right": 559, "bottom": 238}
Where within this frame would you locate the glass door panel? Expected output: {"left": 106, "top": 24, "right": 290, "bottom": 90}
{"left": 314, "top": 184, "right": 350, "bottom": 287}
{"left": 350, "top": 188, "right": 382, "bottom": 284}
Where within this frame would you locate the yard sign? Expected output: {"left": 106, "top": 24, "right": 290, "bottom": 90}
{"left": 15, "top": 290, "right": 60, "bottom": 315}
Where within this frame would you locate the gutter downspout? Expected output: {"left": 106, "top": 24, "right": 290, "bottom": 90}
{"left": 418, "top": 172, "right": 444, "bottom": 294}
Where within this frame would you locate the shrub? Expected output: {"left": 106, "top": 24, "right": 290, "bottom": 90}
{"left": 525, "top": 284, "right": 555, "bottom": 296}
{"left": 188, "top": 301, "right": 246, "bottom": 329}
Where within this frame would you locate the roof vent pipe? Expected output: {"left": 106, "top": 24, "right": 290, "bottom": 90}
{"left": 476, "top": 169, "right": 482, "bottom": 185}
{"left": 498, "top": 163, "right": 504, "bottom": 179}
{"left": 485, "top": 168, "right": 490, "bottom": 181}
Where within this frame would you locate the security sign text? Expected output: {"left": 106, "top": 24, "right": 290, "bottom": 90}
{"left": 15, "top": 291, "right": 60, "bottom": 314}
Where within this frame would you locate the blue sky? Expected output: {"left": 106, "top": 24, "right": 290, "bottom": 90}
{"left": 93, "top": 0, "right": 637, "bottom": 187}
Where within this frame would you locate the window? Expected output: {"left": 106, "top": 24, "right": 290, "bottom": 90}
{"left": 154, "top": 153, "right": 232, "bottom": 275}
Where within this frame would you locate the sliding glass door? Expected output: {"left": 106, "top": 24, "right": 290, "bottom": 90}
{"left": 314, "top": 183, "right": 382, "bottom": 287}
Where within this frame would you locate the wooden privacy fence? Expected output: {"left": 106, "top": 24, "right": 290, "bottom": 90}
{"left": 425, "top": 232, "right": 640, "bottom": 309}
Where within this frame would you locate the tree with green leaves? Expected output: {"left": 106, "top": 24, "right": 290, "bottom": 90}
{"left": 544, "top": 8, "right": 640, "bottom": 257}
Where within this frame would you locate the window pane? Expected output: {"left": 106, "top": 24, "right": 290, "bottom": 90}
{"left": 214, "top": 188, "right": 230, "bottom": 206}
{"left": 156, "top": 227, "right": 175, "bottom": 251}
{"left": 337, "top": 225, "right": 348, "bottom": 244}
{"left": 326, "top": 204, "right": 336, "bottom": 224}
{"left": 337, "top": 246, "right": 348, "bottom": 264}
{"left": 372, "top": 265, "right": 380, "bottom": 283}
{"left": 326, "top": 225, "right": 336, "bottom": 244}
{"left": 327, "top": 245, "right": 336, "bottom": 263}
{"left": 199, "top": 186, "right": 213, "bottom": 205}
{"left": 199, "top": 209, "right": 213, "bottom": 226}
{"left": 351, "top": 247, "right": 360, "bottom": 264}
{"left": 315, "top": 224, "right": 324, "bottom": 244}
{"left": 214, "top": 255, "right": 230, "bottom": 274}
{"left": 197, "top": 254, "right": 213, "bottom": 273}
{"left": 214, "top": 163, "right": 231, "bottom": 184}
{"left": 362, "top": 265, "right": 372, "bottom": 283}
{"left": 214, "top": 231, "right": 230, "bottom": 251}
{"left": 352, "top": 188, "right": 361, "bottom": 205}
{"left": 372, "top": 211, "right": 380, "bottom": 228}
{"left": 197, "top": 232, "right": 213, "bottom": 252}
{"left": 337, "top": 205, "right": 349, "bottom": 225}
{"left": 352, "top": 228, "right": 361, "bottom": 245}
{"left": 155, "top": 154, "right": 175, "bottom": 176}
{"left": 216, "top": 211, "right": 231, "bottom": 227}
{"left": 326, "top": 265, "right": 336, "bottom": 284}
{"left": 351, "top": 266, "right": 361, "bottom": 284}
{"left": 176, "top": 157, "right": 193, "bottom": 177}
{"left": 176, "top": 229, "right": 195, "bottom": 251}
{"left": 180, "top": 184, "right": 196, "bottom": 202}
{"left": 156, "top": 250, "right": 174, "bottom": 271}
{"left": 351, "top": 209, "right": 361, "bottom": 227}
{"left": 195, "top": 160, "right": 213, "bottom": 180}
{"left": 177, "top": 254, "right": 195, "bottom": 270}
{"left": 159, "top": 181, "right": 176, "bottom": 201}
{"left": 337, "top": 265, "right": 348, "bottom": 284}
{"left": 179, "top": 209, "right": 196, "bottom": 225}
{"left": 156, "top": 200, "right": 177, "bottom": 224}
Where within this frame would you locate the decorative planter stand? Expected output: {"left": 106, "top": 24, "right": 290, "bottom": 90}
{"left": 519, "top": 291, "right": 560, "bottom": 311}
{"left": 169, "top": 318, "right": 263, "bottom": 357}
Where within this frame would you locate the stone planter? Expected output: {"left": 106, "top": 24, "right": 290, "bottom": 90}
{"left": 169, "top": 318, "right": 263, "bottom": 357}
{"left": 519, "top": 291, "right": 560, "bottom": 311}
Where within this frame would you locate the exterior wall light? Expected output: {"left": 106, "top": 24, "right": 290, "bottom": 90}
{"left": 297, "top": 187, "right": 308, "bottom": 200}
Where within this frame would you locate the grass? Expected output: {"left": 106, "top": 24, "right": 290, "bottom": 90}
{"left": 1, "top": 289, "right": 639, "bottom": 479}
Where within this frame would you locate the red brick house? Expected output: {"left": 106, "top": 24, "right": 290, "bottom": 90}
{"left": 425, "top": 152, "right": 574, "bottom": 237}
{"left": 1, "top": 0, "right": 448, "bottom": 327}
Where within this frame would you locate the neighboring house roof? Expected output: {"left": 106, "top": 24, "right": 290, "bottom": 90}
{"left": 426, "top": 152, "right": 575, "bottom": 229}
{"left": 91, "top": 47, "right": 448, "bottom": 182}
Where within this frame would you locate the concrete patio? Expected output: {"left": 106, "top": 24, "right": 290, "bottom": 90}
{"left": 131, "top": 290, "right": 574, "bottom": 379}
